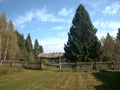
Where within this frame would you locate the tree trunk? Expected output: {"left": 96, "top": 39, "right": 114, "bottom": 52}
{"left": 0, "top": 35, "right": 1, "bottom": 61}
{"left": 0, "top": 30, "right": 2, "bottom": 61}
{"left": 4, "top": 38, "right": 8, "bottom": 61}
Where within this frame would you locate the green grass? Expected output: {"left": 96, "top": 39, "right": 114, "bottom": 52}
{"left": 0, "top": 66, "right": 23, "bottom": 76}
{"left": 0, "top": 70, "right": 99, "bottom": 90}
{"left": 0, "top": 65, "right": 120, "bottom": 90}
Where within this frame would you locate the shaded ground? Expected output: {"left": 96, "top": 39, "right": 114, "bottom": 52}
{"left": 92, "top": 71, "right": 120, "bottom": 90}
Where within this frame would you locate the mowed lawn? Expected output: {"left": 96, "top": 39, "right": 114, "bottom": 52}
{"left": 0, "top": 67, "right": 120, "bottom": 90}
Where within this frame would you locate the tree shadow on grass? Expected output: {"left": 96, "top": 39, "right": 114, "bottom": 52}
{"left": 92, "top": 70, "right": 120, "bottom": 90}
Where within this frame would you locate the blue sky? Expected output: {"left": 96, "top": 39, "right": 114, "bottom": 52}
{"left": 0, "top": 0, "right": 120, "bottom": 52}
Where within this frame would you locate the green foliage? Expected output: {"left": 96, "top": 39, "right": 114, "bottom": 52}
{"left": 0, "top": 66, "right": 22, "bottom": 76}
{"left": 15, "top": 31, "right": 28, "bottom": 61}
{"left": 34, "top": 39, "right": 43, "bottom": 60}
{"left": 0, "top": 13, "right": 7, "bottom": 60}
{"left": 100, "top": 33, "right": 116, "bottom": 61}
{"left": 102, "top": 51, "right": 115, "bottom": 61}
{"left": 26, "top": 33, "right": 33, "bottom": 53}
{"left": 0, "top": 13, "right": 19, "bottom": 60}
{"left": 25, "top": 33, "right": 35, "bottom": 61}
{"left": 7, "top": 20, "right": 19, "bottom": 60}
{"left": 0, "top": 13, "right": 43, "bottom": 61}
{"left": 64, "top": 4, "right": 100, "bottom": 62}
{"left": 117, "top": 28, "right": 120, "bottom": 41}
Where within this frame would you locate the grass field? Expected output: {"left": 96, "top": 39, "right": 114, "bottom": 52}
{"left": 0, "top": 66, "right": 120, "bottom": 90}
{"left": 0, "top": 67, "right": 22, "bottom": 76}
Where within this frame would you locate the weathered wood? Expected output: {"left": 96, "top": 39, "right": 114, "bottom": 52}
{"left": 0, "top": 61, "right": 41, "bottom": 69}
{"left": 61, "top": 62, "right": 120, "bottom": 71}
{"left": 38, "top": 52, "right": 64, "bottom": 59}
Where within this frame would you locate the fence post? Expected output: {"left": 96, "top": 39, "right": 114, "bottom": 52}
{"left": 93, "top": 62, "right": 96, "bottom": 70}
{"left": 76, "top": 62, "right": 78, "bottom": 71}
{"left": 59, "top": 56, "right": 62, "bottom": 71}
{"left": 39, "top": 58, "right": 42, "bottom": 70}
{"left": 0, "top": 61, "right": 1, "bottom": 66}
{"left": 111, "top": 62, "right": 114, "bottom": 70}
{"left": 12, "top": 61, "right": 14, "bottom": 67}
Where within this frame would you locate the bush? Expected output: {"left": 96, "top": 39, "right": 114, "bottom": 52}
{"left": 102, "top": 52, "right": 115, "bottom": 61}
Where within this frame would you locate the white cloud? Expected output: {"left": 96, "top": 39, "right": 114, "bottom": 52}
{"left": 103, "top": 2, "right": 120, "bottom": 15}
{"left": 39, "top": 38, "right": 67, "bottom": 46}
{"left": 58, "top": 8, "right": 74, "bottom": 16}
{"left": 94, "top": 20, "right": 120, "bottom": 39}
{"left": 39, "top": 38, "right": 67, "bottom": 52}
{"left": 14, "top": 8, "right": 69, "bottom": 27}
{"left": 14, "top": 11, "right": 34, "bottom": 25}
{"left": 52, "top": 25, "right": 64, "bottom": 30}
{"left": 94, "top": 20, "right": 120, "bottom": 30}
{"left": 58, "top": 32, "right": 67, "bottom": 37}
{"left": 52, "top": 24, "right": 70, "bottom": 30}
{"left": 35, "top": 9, "right": 66, "bottom": 23}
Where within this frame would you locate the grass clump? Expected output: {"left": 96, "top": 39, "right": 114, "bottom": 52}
{"left": 0, "top": 66, "right": 23, "bottom": 76}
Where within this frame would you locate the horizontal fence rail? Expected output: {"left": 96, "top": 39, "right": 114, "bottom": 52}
{"left": 61, "top": 62, "right": 120, "bottom": 71}
{"left": 0, "top": 61, "right": 41, "bottom": 70}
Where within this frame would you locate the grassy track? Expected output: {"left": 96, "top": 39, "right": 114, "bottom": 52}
{"left": 0, "top": 70, "right": 102, "bottom": 90}
{"left": 0, "top": 67, "right": 120, "bottom": 90}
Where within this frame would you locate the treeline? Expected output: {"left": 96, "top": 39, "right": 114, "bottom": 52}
{"left": 0, "top": 13, "right": 43, "bottom": 61}
{"left": 100, "top": 30, "right": 120, "bottom": 62}
{"left": 64, "top": 4, "right": 120, "bottom": 62}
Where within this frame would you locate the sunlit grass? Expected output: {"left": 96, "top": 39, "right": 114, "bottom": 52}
{"left": 0, "top": 66, "right": 120, "bottom": 90}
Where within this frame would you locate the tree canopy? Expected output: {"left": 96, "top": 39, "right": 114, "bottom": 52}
{"left": 0, "top": 13, "right": 43, "bottom": 61}
{"left": 64, "top": 4, "right": 100, "bottom": 62}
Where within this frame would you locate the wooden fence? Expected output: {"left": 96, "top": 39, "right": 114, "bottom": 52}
{"left": 1, "top": 61, "right": 120, "bottom": 71}
{"left": 0, "top": 61, "right": 41, "bottom": 70}
{"left": 61, "top": 62, "right": 120, "bottom": 71}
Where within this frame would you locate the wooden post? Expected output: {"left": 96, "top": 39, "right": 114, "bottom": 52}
{"left": 76, "top": 62, "right": 78, "bottom": 71}
{"left": 59, "top": 56, "right": 62, "bottom": 71}
{"left": 39, "top": 57, "right": 42, "bottom": 70}
{"left": 0, "top": 61, "right": 2, "bottom": 66}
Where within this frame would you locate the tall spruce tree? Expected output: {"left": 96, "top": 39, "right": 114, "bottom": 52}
{"left": 117, "top": 28, "right": 120, "bottom": 41}
{"left": 34, "top": 39, "right": 43, "bottom": 60}
{"left": 25, "top": 33, "right": 35, "bottom": 61}
{"left": 64, "top": 4, "right": 100, "bottom": 62}
{"left": 15, "top": 31, "right": 28, "bottom": 61}
{"left": 26, "top": 33, "right": 33, "bottom": 53}
{"left": 115, "top": 28, "right": 120, "bottom": 61}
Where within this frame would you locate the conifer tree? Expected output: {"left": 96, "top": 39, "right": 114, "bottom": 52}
{"left": 25, "top": 33, "right": 34, "bottom": 61}
{"left": 117, "top": 28, "right": 120, "bottom": 41}
{"left": 64, "top": 4, "right": 100, "bottom": 62}
{"left": 26, "top": 33, "right": 33, "bottom": 53}
{"left": 34, "top": 39, "right": 43, "bottom": 60}
{"left": 15, "top": 31, "right": 28, "bottom": 61}
{"left": 115, "top": 28, "right": 120, "bottom": 61}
